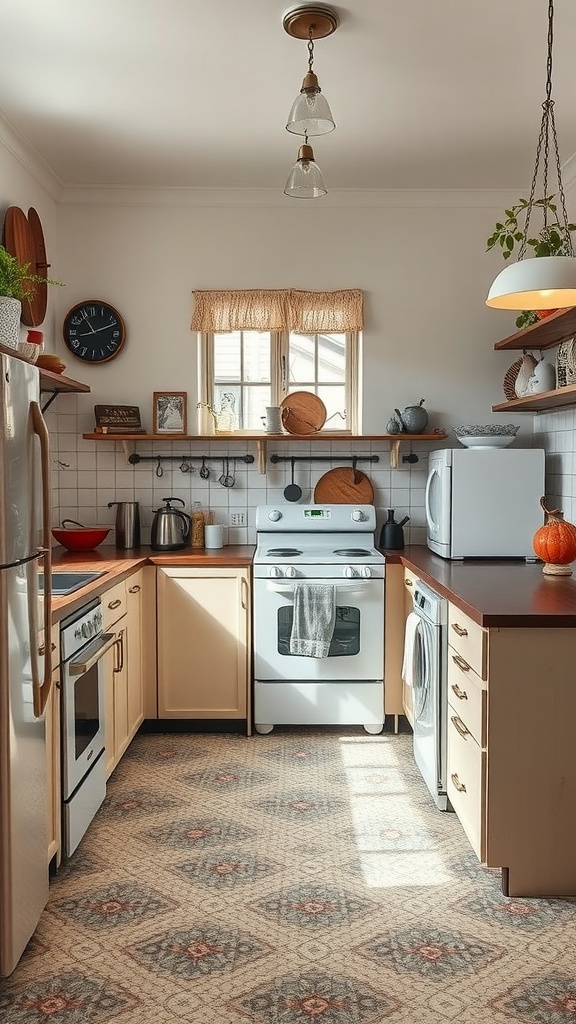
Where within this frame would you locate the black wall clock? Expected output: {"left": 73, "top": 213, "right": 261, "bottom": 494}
{"left": 63, "top": 300, "right": 126, "bottom": 363}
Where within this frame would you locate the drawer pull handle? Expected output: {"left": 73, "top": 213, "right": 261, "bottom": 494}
{"left": 108, "top": 598, "right": 122, "bottom": 609}
{"left": 451, "top": 772, "right": 467, "bottom": 794}
{"left": 451, "top": 682, "right": 468, "bottom": 700}
{"left": 451, "top": 622, "right": 468, "bottom": 637}
{"left": 38, "top": 642, "right": 57, "bottom": 656}
{"left": 405, "top": 579, "right": 413, "bottom": 587}
{"left": 129, "top": 584, "right": 141, "bottom": 593}
{"left": 452, "top": 653, "right": 471, "bottom": 672}
{"left": 451, "top": 714, "right": 470, "bottom": 739}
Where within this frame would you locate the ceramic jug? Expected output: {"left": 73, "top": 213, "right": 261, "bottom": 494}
{"left": 395, "top": 399, "right": 428, "bottom": 433}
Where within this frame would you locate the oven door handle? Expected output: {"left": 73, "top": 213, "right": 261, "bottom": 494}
{"left": 265, "top": 581, "right": 375, "bottom": 597}
{"left": 69, "top": 632, "right": 117, "bottom": 675}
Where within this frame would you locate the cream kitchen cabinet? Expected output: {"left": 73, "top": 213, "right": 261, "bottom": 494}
{"left": 156, "top": 566, "right": 250, "bottom": 730}
{"left": 382, "top": 563, "right": 406, "bottom": 728}
{"left": 42, "top": 623, "right": 61, "bottom": 869}
{"left": 102, "top": 572, "right": 145, "bottom": 778}
{"left": 446, "top": 601, "right": 576, "bottom": 897}
{"left": 401, "top": 567, "right": 420, "bottom": 726}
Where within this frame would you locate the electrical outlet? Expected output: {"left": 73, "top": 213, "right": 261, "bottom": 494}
{"left": 229, "top": 511, "right": 246, "bottom": 527}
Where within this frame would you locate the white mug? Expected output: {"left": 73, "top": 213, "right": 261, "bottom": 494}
{"left": 204, "top": 524, "right": 224, "bottom": 548}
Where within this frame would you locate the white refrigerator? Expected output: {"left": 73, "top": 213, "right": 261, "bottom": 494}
{"left": 0, "top": 351, "right": 53, "bottom": 977}
{"left": 426, "top": 447, "right": 546, "bottom": 559}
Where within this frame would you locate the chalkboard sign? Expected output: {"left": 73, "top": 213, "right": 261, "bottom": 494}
{"left": 93, "top": 405, "right": 146, "bottom": 433}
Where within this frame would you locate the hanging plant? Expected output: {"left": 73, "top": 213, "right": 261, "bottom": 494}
{"left": 486, "top": 196, "right": 576, "bottom": 330}
{"left": 532, "top": 497, "right": 576, "bottom": 575}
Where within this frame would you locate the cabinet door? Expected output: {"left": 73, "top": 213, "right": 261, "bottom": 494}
{"left": 42, "top": 624, "right": 61, "bottom": 867}
{"left": 103, "top": 616, "right": 129, "bottom": 778}
{"left": 157, "top": 567, "right": 249, "bottom": 721}
{"left": 126, "top": 570, "right": 144, "bottom": 741}
{"left": 383, "top": 563, "right": 404, "bottom": 717}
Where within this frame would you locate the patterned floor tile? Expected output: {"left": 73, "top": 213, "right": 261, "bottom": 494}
{"left": 0, "top": 969, "right": 139, "bottom": 1023}
{"left": 50, "top": 850, "right": 107, "bottom": 887}
{"left": 251, "top": 790, "right": 349, "bottom": 820}
{"left": 250, "top": 884, "right": 376, "bottom": 928}
{"left": 143, "top": 817, "right": 257, "bottom": 849}
{"left": 171, "top": 851, "right": 279, "bottom": 888}
{"left": 229, "top": 972, "right": 401, "bottom": 1023}
{"left": 125, "top": 925, "right": 272, "bottom": 980}
{"left": 99, "top": 788, "right": 182, "bottom": 818}
{"left": 490, "top": 974, "right": 576, "bottom": 1022}
{"left": 354, "top": 927, "right": 506, "bottom": 978}
{"left": 49, "top": 883, "right": 177, "bottom": 930}
{"left": 455, "top": 891, "right": 576, "bottom": 930}
{"left": 183, "top": 764, "right": 272, "bottom": 790}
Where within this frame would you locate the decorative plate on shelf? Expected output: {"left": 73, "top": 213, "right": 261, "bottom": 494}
{"left": 280, "top": 392, "right": 327, "bottom": 435}
{"left": 503, "top": 357, "right": 522, "bottom": 400}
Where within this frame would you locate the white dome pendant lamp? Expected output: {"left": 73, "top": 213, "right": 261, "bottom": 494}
{"left": 486, "top": 0, "right": 576, "bottom": 311}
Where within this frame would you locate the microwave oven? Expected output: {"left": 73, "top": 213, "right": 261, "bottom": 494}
{"left": 426, "top": 447, "right": 545, "bottom": 559}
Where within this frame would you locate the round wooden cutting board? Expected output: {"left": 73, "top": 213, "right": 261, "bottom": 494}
{"left": 314, "top": 466, "right": 374, "bottom": 504}
{"left": 2, "top": 206, "right": 48, "bottom": 326}
{"left": 280, "top": 392, "right": 326, "bottom": 435}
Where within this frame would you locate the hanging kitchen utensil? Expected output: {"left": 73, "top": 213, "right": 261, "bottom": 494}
{"left": 156, "top": 457, "right": 163, "bottom": 477}
{"left": 226, "top": 458, "right": 236, "bottom": 487}
{"left": 314, "top": 466, "right": 374, "bottom": 504}
{"left": 180, "top": 459, "right": 190, "bottom": 473}
{"left": 284, "top": 458, "right": 303, "bottom": 502}
{"left": 199, "top": 457, "right": 210, "bottom": 480}
{"left": 351, "top": 455, "right": 361, "bottom": 484}
{"left": 280, "top": 392, "right": 327, "bottom": 435}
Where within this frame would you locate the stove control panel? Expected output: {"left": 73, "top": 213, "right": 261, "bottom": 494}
{"left": 344, "top": 566, "right": 373, "bottom": 578}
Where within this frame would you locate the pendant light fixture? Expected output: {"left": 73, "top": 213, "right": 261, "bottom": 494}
{"left": 486, "top": 0, "right": 576, "bottom": 311}
{"left": 283, "top": 4, "right": 339, "bottom": 199}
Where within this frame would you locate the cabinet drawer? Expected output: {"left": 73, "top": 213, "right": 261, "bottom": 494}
{"left": 447, "top": 713, "right": 485, "bottom": 860}
{"left": 102, "top": 579, "right": 127, "bottom": 629}
{"left": 448, "top": 602, "right": 487, "bottom": 680}
{"left": 447, "top": 653, "right": 486, "bottom": 746}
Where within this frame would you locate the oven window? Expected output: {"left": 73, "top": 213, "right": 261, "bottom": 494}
{"left": 73, "top": 666, "right": 100, "bottom": 759}
{"left": 277, "top": 606, "right": 361, "bottom": 657}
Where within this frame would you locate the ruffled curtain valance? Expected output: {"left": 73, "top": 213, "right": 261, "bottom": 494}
{"left": 191, "top": 288, "right": 363, "bottom": 333}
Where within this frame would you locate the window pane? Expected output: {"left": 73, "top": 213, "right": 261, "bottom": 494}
{"left": 244, "top": 385, "right": 271, "bottom": 430}
{"left": 243, "top": 332, "right": 271, "bottom": 383}
{"left": 214, "top": 333, "right": 241, "bottom": 380}
{"left": 318, "top": 333, "right": 345, "bottom": 383}
{"left": 289, "top": 333, "right": 315, "bottom": 383}
{"left": 318, "top": 385, "right": 347, "bottom": 429}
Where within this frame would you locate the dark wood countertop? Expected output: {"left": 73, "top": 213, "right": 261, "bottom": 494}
{"left": 383, "top": 545, "right": 576, "bottom": 628}
{"left": 49, "top": 545, "right": 255, "bottom": 622}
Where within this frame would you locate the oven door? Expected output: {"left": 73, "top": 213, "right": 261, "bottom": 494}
{"left": 61, "top": 631, "right": 115, "bottom": 799}
{"left": 254, "top": 578, "right": 384, "bottom": 681}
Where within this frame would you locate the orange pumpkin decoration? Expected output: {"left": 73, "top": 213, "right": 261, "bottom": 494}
{"left": 533, "top": 497, "right": 576, "bottom": 575}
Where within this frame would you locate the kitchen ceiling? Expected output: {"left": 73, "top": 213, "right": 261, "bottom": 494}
{"left": 1, "top": 0, "right": 576, "bottom": 192}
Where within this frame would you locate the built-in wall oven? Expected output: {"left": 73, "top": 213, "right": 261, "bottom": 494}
{"left": 60, "top": 599, "right": 116, "bottom": 855}
{"left": 253, "top": 504, "right": 385, "bottom": 734}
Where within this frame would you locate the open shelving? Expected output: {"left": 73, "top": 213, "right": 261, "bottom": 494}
{"left": 492, "top": 306, "right": 576, "bottom": 413}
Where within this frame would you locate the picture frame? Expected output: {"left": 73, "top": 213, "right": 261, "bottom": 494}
{"left": 153, "top": 391, "right": 188, "bottom": 434}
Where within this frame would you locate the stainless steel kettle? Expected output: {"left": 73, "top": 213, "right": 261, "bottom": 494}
{"left": 150, "top": 497, "right": 192, "bottom": 551}
{"left": 108, "top": 500, "right": 141, "bottom": 549}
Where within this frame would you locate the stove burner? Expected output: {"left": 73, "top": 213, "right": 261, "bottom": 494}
{"left": 333, "top": 548, "right": 373, "bottom": 557}
{"left": 267, "top": 548, "right": 303, "bottom": 557}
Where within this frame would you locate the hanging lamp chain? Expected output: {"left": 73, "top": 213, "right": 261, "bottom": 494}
{"left": 520, "top": 0, "right": 573, "bottom": 259}
{"left": 307, "top": 29, "right": 315, "bottom": 73}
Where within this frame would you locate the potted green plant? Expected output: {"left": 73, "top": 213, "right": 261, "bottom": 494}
{"left": 0, "top": 245, "right": 62, "bottom": 349}
{"left": 486, "top": 195, "right": 576, "bottom": 329}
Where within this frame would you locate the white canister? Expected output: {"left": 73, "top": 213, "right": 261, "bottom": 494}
{"left": 265, "top": 407, "right": 283, "bottom": 434}
{"left": 204, "top": 524, "right": 224, "bottom": 548}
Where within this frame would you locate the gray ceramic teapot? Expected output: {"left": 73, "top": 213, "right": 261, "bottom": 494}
{"left": 394, "top": 398, "right": 428, "bottom": 433}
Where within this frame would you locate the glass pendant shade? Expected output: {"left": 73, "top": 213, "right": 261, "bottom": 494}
{"left": 284, "top": 142, "right": 327, "bottom": 199}
{"left": 486, "top": 256, "right": 576, "bottom": 310}
{"left": 286, "top": 72, "right": 335, "bottom": 135}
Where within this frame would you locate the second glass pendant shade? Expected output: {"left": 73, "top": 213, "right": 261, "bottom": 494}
{"left": 284, "top": 141, "right": 327, "bottom": 199}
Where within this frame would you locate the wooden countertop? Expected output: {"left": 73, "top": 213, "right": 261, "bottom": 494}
{"left": 384, "top": 545, "right": 576, "bottom": 628}
{"left": 49, "top": 545, "right": 255, "bottom": 622}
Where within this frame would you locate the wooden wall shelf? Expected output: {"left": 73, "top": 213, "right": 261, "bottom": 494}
{"left": 492, "top": 384, "right": 576, "bottom": 413}
{"left": 82, "top": 431, "right": 448, "bottom": 472}
{"left": 39, "top": 368, "right": 90, "bottom": 412}
{"left": 493, "top": 306, "right": 576, "bottom": 352}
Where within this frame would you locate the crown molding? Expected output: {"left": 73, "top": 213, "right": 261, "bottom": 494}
{"left": 0, "top": 113, "right": 62, "bottom": 201}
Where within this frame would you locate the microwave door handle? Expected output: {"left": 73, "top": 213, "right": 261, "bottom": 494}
{"left": 425, "top": 466, "right": 440, "bottom": 532}
{"left": 69, "top": 632, "right": 117, "bottom": 675}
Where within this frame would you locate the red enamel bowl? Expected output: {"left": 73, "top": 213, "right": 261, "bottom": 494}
{"left": 51, "top": 521, "right": 110, "bottom": 551}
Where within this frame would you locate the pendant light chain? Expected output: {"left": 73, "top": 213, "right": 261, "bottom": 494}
{"left": 520, "top": 0, "right": 573, "bottom": 259}
{"left": 307, "top": 30, "right": 315, "bottom": 74}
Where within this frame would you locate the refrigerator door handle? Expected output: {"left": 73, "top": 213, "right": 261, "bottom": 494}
{"left": 31, "top": 401, "right": 53, "bottom": 717}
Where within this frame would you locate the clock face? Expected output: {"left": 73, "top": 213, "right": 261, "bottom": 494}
{"left": 63, "top": 301, "right": 126, "bottom": 363}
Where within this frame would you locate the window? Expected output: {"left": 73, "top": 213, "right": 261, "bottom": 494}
{"left": 193, "top": 289, "right": 362, "bottom": 433}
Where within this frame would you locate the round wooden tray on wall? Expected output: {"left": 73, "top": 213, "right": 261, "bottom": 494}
{"left": 314, "top": 466, "right": 375, "bottom": 504}
{"left": 2, "top": 206, "right": 49, "bottom": 326}
{"left": 280, "top": 392, "right": 327, "bottom": 435}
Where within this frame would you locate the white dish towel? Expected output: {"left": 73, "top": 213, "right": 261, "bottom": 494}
{"left": 402, "top": 611, "right": 420, "bottom": 689}
{"left": 289, "top": 583, "right": 336, "bottom": 658}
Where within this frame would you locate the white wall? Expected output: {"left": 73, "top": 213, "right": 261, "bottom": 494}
{"left": 3, "top": 127, "right": 550, "bottom": 543}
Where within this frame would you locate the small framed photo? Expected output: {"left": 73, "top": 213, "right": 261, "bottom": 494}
{"left": 153, "top": 392, "right": 188, "bottom": 434}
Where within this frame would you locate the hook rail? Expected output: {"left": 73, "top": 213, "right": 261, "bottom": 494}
{"left": 269, "top": 454, "right": 379, "bottom": 465}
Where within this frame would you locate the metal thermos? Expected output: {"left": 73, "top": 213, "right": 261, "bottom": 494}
{"left": 108, "top": 500, "right": 141, "bottom": 549}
